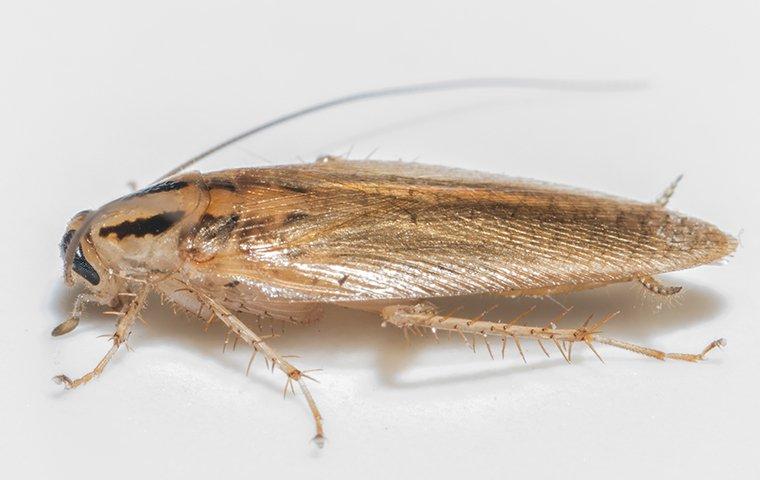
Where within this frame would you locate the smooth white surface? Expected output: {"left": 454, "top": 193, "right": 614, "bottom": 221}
{"left": 2, "top": 1, "right": 759, "bottom": 479}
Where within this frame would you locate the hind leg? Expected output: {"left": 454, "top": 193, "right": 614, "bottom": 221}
{"left": 379, "top": 303, "right": 724, "bottom": 363}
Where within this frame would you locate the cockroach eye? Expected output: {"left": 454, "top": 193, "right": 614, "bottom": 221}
{"left": 60, "top": 228, "right": 100, "bottom": 286}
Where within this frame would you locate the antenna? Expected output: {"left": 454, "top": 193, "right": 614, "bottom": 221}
{"left": 157, "top": 77, "right": 645, "bottom": 181}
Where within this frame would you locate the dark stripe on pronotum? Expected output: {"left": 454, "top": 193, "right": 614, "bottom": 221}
{"left": 127, "top": 180, "right": 189, "bottom": 198}
{"left": 60, "top": 229, "right": 101, "bottom": 285}
{"left": 99, "top": 211, "right": 185, "bottom": 239}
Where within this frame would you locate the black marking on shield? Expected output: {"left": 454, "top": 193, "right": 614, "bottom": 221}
{"left": 128, "top": 180, "right": 189, "bottom": 198}
{"left": 99, "top": 211, "right": 185, "bottom": 239}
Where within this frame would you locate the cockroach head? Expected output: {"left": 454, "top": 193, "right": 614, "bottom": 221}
{"left": 60, "top": 173, "right": 210, "bottom": 291}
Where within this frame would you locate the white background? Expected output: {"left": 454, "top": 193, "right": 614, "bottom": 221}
{"left": 2, "top": 1, "right": 759, "bottom": 479}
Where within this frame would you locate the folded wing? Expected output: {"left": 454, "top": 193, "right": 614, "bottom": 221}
{"left": 184, "top": 159, "right": 736, "bottom": 302}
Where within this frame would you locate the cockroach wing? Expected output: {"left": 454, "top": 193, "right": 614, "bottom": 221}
{"left": 182, "top": 159, "right": 737, "bottom": 303}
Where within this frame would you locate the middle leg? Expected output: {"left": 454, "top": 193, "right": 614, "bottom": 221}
{"left": 196, "top": 292, "right": 326, "bottom": 445}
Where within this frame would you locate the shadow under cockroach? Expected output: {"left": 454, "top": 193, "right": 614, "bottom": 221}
{"left": 49, "top": 278, "right": 727, "bottom": 390}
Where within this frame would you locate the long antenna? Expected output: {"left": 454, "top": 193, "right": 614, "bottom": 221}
{"left": 157, "top": 77, "right": 645, "bottom": 181}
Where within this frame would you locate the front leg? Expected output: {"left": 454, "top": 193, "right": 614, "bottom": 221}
{"left": 51, "top": 293, "right": 98, "bottom": 337}
{"left": 197, "top": 292, "right": 326, "bottom": 446}
{"left": 53, "top": 286, "right": 150, "bottom": 389}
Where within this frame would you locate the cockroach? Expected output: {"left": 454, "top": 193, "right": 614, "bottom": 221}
{"left": 53, "top": 79, "right": 736, "bottom": 446}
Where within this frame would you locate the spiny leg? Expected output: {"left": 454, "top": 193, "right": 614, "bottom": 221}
{"left": 380, "top": 303, "right": 724, "bottom": 363}
{"left": 638, "top": 275, "right": 682, "bottom": 296}
{"left": 198, "top": 293, "right": 325, "bottom": 446}
{"left": 640, "top": 175, "right": 688, "bottom": 298}
{"left": 655, "top": 174, "right": 683, "bottom": 208}
{"left": 53, "top": 285, "right": 150, "bottom": 388}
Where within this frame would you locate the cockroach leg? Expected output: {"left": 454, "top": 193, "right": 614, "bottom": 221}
{"left": 53, "top": 286, "right": 150, "bottom": 389}
{"left": 592, "top": 336, "right": 726, "bottom": 362}
{"left": 655, "top": 174, "right": 684, "bottom": 208}
{"left": 380, "top": 304, "right": 724, "bottom": 364}
{"left": 198, "top": 293, "right": 325, "bottom": 447}
{"left": 638, "top": 275, "right": 683, "bottom": 296}
{"left": 51, "top": 293, "right": 98, "bottom": 337}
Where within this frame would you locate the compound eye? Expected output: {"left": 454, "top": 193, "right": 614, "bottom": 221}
{"left": 72, "top": 246, "right": 100, "bottom": 285}
{"left": 60, "top": 228, "right": 100, "bottom": 286}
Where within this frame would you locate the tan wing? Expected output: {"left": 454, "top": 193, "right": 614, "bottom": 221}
{"left": 181, "top": 159, "right": 736, "bottom": 303}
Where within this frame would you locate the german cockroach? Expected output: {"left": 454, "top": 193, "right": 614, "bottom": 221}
{"left": 53, "top": 79, "right": 736, "bottom": 446}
